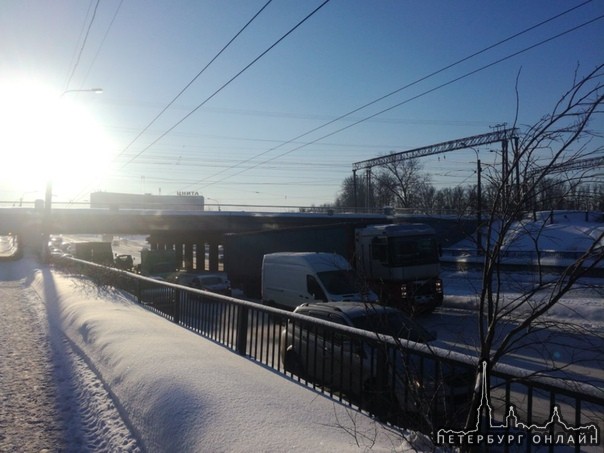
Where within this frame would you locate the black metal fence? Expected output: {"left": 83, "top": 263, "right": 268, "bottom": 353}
{"left": 52, "top": 256, "right": 603, "bottom": 451}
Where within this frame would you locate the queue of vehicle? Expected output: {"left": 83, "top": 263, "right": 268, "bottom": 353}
{"left": 224, "top": 222, "right": 444, "bottom": 314}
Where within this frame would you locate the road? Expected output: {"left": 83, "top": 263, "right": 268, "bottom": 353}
{"left": 422, "top": 306, "right": 604, "bottom": 387}
{"left": 435, "top": 266, "right": 604, "bottom": 385}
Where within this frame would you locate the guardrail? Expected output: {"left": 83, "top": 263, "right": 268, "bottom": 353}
{"left": 52, "top": 256, "right": 603, "bottom": 451}
{"left": 441, "top": 247, "right": 604, "bottom": 278}
{"left": 442, "top": 248, "right": 597, "bottom": 261}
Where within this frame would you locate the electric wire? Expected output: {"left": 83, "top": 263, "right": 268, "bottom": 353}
{"left": 108, "top": 2, "right": 596, "bottom": 196}
{"left": 80, "top": 0, "right": 124, "bottom": 87}
{"left": 184, "top": 0, "right": 595, "bottom": 190}
{"left": 114, "top": 0, "right": 273, "bottom": 161}
{"left": 71, "top": 0, "right": 274, "bottom": 203}
{"left": 64, "top": 0, "right": 101, "bottom": 90}
{"left": 195, "top": 13, "right": 604, "bottom": 192}
{"left": 120, "top": 0, "right": 332, "bottom": 169}
{"left": 63, "top": 0, "right": 95, "bottom": 89}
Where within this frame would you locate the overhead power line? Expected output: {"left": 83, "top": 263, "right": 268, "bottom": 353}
{"left": 194, "top": 12, "right": 604, "bottom": 191}
{"left": 114, "top": 0, "right": 273, "bottom": 162}
{"left": 73, "top": 0, "right": 275, "bottom": 203}
{"left": 186, "top": 0, "right": 595, "bottom": 190}
{"left": 120, "top": 0, "right": 332, "bottom": 169}
{"left": 530, "top": 155, "right": 604, "bottom": 177}
{"left": 81, "top": 0, "right": 125, "bottom": 87}
{"left": 64, "top": 0, "right": 101, "bottom": 90}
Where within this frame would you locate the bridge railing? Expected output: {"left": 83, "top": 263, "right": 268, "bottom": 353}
{"left": 51, "top": 256, "right": 603, "bottom": 450}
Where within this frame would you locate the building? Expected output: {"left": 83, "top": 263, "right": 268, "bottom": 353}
{"left": 90, "top": 191, "right": 205, "bottom": 211}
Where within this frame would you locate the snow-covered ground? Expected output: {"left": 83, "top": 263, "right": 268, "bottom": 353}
{"left": 445, "top": 210, "right": 604, "bottom": 268}
{"left": 1, "top": 254, "right": 434, "bottom": 452}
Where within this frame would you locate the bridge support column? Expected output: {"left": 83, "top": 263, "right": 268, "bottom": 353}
{"left": 208, "top": 241, "right": 219, "bottom": 272}
{"left": 175, "top": 242, "right": 183, "bottom": 269}
{"left": 151, "top": 241, "right": 169, "bottom": 251}
{"left": 195, "top": 242, "right": 205, "bottom": 271}
{"left": 183, "top": 242, "right": 194, "bottom": 271}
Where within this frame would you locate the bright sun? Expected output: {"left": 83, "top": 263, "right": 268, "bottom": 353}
{"left": 0, "top": 78, "right": 113, "bottom": 202}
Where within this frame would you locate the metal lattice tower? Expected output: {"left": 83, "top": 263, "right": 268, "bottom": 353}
{"left": 351, "top": 128, "right": 519, "bottom": 211}
{"left": 352, "top": 128, "right": 519, "bottom": 171}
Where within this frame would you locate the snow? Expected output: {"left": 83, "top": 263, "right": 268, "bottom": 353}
{"left": 1, "top": 255, "right": 430, "bottom": 452}
{"left": 444, "top": 210, "right": 604, "bottom": 267}
{"left": 1, "top": 211, "right": 602, "bottom": 451}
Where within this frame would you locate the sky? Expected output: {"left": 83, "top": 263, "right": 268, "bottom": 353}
{"left": 0, "top": 0, "right": 603, "bottom": 210}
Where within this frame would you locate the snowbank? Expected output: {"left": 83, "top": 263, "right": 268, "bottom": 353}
{"left": 444, "top": 210, "right": 604, "bottom": 268}
{"left": 28, "top": 262, "right": 424, "bottom": 452}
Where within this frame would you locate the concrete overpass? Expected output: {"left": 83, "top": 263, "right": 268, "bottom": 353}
{"left": 0, "top": 207, "right": 477, "bottom": 270}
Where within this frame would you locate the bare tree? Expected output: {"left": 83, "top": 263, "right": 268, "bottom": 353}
{"left": 334, "top": 174, "right": 370, "bottom": 211}
{"left": 465, "top": 63, "right": 604, "bottom": 429}
{"left": 375, "top": 158, "right": 431, "bottom": 209}
{"left": 335, "top": 159, "right": 432, "bottom": 213}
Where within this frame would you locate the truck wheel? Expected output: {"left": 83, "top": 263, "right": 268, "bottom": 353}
{"left": 283, "top": 349, "right": 305, "bottom": 378}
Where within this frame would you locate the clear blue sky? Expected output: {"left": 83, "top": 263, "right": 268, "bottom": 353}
{"left": 1, "top": 0, "right": 602, "bottom": 209}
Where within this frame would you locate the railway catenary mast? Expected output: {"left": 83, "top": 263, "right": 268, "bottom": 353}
{"left": 352, "top": 128, "right": 519, "bottom": 212}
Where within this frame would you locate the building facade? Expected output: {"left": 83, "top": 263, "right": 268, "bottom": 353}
{"left": 90, "top": 191, "right": 205, "bottom": 211}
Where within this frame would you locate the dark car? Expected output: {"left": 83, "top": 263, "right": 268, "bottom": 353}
{"left": 114, "top": 254, "right": 134, "bottom": 271}
{"left": 189, "top": 274, "right": 232, "bottom": 296}
{"left": 167, "top": 271, "right": 231, "bottom": 296}
{"left": 280, "top": 302, "right": 472, "bottom": 424}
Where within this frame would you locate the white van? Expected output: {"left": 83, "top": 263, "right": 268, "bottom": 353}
{"left": 261, "top": 252, "right": 378, "bottom": 310}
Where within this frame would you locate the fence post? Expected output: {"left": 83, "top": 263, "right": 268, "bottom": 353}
{"left": 136, "top": 278, "right": 141, "bottom": 303}
{"left": 235, "top": 305, "right": 249, "bottom": 356}
{"left": 173, "top": 289, "right": 181, "bottom": 324}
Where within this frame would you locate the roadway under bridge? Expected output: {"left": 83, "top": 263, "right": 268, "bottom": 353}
{"left": 0, "top": 207, "right": 477, "bottom": 271}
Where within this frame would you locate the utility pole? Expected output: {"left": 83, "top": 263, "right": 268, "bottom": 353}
{"left": 476, "top": 155, "right": 482, "bottom": 254}
{"left": 501, "top": 138, "right": 508, "bottom": 204}
{"left": 42, "top": 181, "right": 53, "bottom": 262}
{"left": 352, "top": 169, "right": 357, "bottom": 213}
{"left": 513, "top": 136, "right": 520, "bottom": 206}
{"left": 365, "top": 169, "right": 372, "bottom": 213}
{"left": 42, "top": 87, "right": 103, "bottom": 261}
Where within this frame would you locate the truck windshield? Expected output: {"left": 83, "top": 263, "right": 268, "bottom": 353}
{"left": 317, "top": 270, "right": 360, "bottom": 295}
{"left": 389, "top": 235, "right": 439, "bottom": 266}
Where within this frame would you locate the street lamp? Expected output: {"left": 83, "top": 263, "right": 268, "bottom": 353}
{"left": 205, "top": 197, "right": 221, "bottom": 211}
{"left": 60, "top": 88, "right": 103, "bottom": 97}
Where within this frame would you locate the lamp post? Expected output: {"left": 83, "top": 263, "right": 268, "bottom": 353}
{"left": 42, "top": 88, "right": 103, "bottom": 261}
{"left": 205, "top": 197, "right": 221, "bottom": 211}
{"left": 61, "top": 88, "right": 103, "bottom": 97}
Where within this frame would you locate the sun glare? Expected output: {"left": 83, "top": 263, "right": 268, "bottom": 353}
{"left": 0, "top": 78, "right": 113, "bottom": 202}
